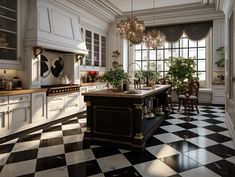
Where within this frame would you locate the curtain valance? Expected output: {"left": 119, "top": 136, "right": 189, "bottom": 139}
{"left": 145, "top": 21, "right": 213, "bottom": 42}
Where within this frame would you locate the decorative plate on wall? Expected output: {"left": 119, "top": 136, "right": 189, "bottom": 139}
{"left": 40, "top": 55, "right": 50, "bottom": 78}
{"left": 51, "top": 57, "right": 64, "bottom": 78}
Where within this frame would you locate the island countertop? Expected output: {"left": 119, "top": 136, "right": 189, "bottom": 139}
{"left": 82, "top": 84, "right": 170, "bottom": 98}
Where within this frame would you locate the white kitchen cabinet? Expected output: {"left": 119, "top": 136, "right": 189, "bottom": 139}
{"left": 64, "top": 92, "right": 80, "bottom": 116}
{"left": 47, "top": 95, "right": 64, "bottom": 120}
{"left": 212, "top": 85, "right": 225, "bottom": 104}
{"left": 47, "top": 92, "right": 81, "bottom": 119}
{"left": 0, "top": 0, "right": 26, "bottom": 69}
{"left": 8, "top": 94, "right": 30, "bottom": 130}
{"left": 0, "top": 105, "right": 8, "bottom": 132}
{"left": 80, "top": 86, "right": 88, "bottom": 111}
{"left": 0, "top": 96, "right": 9, "bottom": 132}
{"left": 31, "top": 92, "right": 46, "bottom": 123}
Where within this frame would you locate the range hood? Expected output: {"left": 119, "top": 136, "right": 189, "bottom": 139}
{"left": 24, "top": 0, "right": 88, "bottom": 55}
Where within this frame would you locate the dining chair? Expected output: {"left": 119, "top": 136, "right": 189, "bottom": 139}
{"left": 177, "top": 79, "right": 200, "bottom": 114}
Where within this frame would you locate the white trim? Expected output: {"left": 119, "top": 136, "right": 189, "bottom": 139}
{"left": 225, "top": 112, "right": 235, "bottom": 145}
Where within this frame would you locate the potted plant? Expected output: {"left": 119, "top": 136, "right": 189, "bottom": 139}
{"left": 135, "top": 70, "right": 160, "bottom": 87}
{"left": 102, "top": 67, "right": 128, "bottom": 91}
{"left": 167, "top": 56, "right": 197, "bottom": 92}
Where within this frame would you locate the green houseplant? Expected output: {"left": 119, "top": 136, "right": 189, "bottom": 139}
{"left": 102, "top": 67, "right": 128, "bottom": 90}
{"left": 135, "top": 70, "right": 160, "bottom": 86}
{"left": 167, "top": 57, "right": 197, "bottom": 92}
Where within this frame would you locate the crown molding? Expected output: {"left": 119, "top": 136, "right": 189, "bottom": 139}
{"left": 114, "top": 2, "right": 224, "bottom": 26}
{"left": 70, "top": 0, "right": 117, "bottom": 23}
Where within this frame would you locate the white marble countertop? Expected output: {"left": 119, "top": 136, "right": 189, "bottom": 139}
{"left": 82, "top": 85, "right": 170, "bottom": 98}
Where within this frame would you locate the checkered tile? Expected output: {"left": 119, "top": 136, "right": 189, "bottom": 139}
{"left": 0, "top": 105, "right": 235, "bottom": 177}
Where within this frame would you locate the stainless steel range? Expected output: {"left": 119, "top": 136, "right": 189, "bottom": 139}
{"left": 41, "top": 84, "right": 80, "bottom": 96}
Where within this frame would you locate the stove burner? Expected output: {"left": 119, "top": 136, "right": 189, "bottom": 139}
{"left": 41, "top": 84, "right": 80, "bottom": 96}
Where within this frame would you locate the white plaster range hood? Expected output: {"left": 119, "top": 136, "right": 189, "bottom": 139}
{"left": 24, "top": 0, "right": 88, "bottom": 55}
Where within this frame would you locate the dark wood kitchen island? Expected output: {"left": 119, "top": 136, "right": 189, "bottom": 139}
{"left": 83, "top": 85, "right": 170, "bottom": 151}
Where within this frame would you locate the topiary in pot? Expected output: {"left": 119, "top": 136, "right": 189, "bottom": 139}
{"left": 167, "top": 56, "right": 198, "bottom": 92}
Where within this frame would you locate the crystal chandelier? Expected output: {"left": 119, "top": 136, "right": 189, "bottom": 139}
{"left": 143, "top": 0, "right": 166, "bottom": 49}
{"left": 116, "top": 0, "right": 145, "bottom": 44}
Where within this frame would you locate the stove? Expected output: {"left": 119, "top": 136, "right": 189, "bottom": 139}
{"left": 41, "top": 84, "right": 80, "bottom": 96}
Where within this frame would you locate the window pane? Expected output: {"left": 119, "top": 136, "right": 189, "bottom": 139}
{"left": 198, "top": 72, "right": 206, "bottom": 80}
{"left": 198, "top": 39, "right": 205, "bottom": 47}
{"left": 198, "top": 48, "right": 205, "bottom": 59}
{"left": 143, "top": 50, "right": 147, "bottom": 60}
{"left": 149, "top": 50, "right": 156, "bottom": 60}
{"left": 172, "top": 42, "right": 179, "bottom": 48}
{"left": 135, "top": 51, "right": 141, "bottom": 60}
{"left": 189, "top": 40, "right": 197, "bottom": 47}
{"left": 142, "top": 45, "right": 147, "bottom": 50}
{"left": 135, "top": 61, "right": 141, "bottom": 71}
{"left": 135, "top": 44, "right": 142, "bottom": 50}
{"left": 164, "top": 43, "right": 171, "bottom": 49}
{"left": 180, "top": 38, "right": 188, "bottom": 48}
{"left": 189, "top": 48, "right": 197, "bottom": 58}
{"left": 157, "top": 61, "right": 164, "bottom": 71}
{"left": 157, "top": 50, "right": 164, "bottom": 59}
{"left": 165, "top": 50, "right": 171, "bottom": 59}
{"left": 142, "top": 61, "right": 148, "bottom": 70}
{"left": 172, "top": 49, "right": 179, "bottom": 57}
{"left": 180, "top": 49, "right": 188, "bottom": 57}
{"left": 198, "top": 60, "right": 206, "bottom": 71}
{"left": 149, "top": 61, "right": 156, "bottom": 70}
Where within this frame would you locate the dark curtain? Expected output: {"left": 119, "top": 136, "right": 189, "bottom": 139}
{"left": 145, "top": 21, "right": 213, "bottom": 42}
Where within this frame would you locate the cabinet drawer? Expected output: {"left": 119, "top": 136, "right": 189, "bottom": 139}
{"left": 64, "top": 93, "right": 79, "bottom": 105}
{"left": 0, "top": 96, "right": 8, "bottom": 106}
{"left": 214, "top": 90, "right": 225, "bottom": 97}
{"left": 47, "top": 96, "right": 64, "bottom": 109}
{"left": 9, "top": 94, "right": 30, "bottom": 104}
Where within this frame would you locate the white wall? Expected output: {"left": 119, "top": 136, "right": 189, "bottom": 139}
{"left": 223, "top": 0, "right": 235, "bottom": 140}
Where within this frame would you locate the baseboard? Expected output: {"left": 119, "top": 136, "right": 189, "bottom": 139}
{"left": 225, "top": 112, "right": 235, "bottom": 145}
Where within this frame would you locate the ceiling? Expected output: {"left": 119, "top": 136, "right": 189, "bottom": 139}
{"left": 107, "top": 0, "right": 215, "bottom": 12}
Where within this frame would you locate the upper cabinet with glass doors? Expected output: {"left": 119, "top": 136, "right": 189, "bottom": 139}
{"left": 0, "top": 0, "right": 23, "bottom": 68}
{"left": 82, "top": 29, "right": 107, "bottom": 68}
{"left": 0, "top": 0, "right": 17, "bottom": 61}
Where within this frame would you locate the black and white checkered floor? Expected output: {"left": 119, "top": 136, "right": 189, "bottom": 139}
{"left": 0, "top": 105, "right": 235, "bottom": 177}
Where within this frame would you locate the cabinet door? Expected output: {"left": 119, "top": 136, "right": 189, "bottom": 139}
{"left": 47, "top": 96, "right": 64, "bottom": 120}
{"left": 31, "top": 92, "right": 46, "bottom": 123}
{"left": 8, "top": 102, "right": 30, "bottom": 130}
{"left": 64, "top": 92, "right": 79, "bottom": 115}
{"left": 101, "top": 36, "right": 106, "bottom": 67}
{"left": 94, "top": 33, "right": 100, "bottom": 66}
{"left": 0, "top": 105, "right": 8, "bottom": 132}
{"left": 80, "top": 87, "right": 88, "bottom": 111}
{"left": 85, "top": 30, "right": 92, "bottom": 66}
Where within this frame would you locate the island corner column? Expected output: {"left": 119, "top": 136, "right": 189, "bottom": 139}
{"left": 133, "top": 103, "right": 145, "bottom": 149}
{"left": 84, "top": 97, "right": 92, "bottom": 138}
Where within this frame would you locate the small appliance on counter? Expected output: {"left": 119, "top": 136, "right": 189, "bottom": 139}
{"left": 12, "top": 76, "right": 22, "bottom": 89}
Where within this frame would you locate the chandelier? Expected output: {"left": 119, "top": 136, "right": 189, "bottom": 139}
{"left": 116, "top": 0, "right": 145, "bottom": 44}
{"left": 143, "top": 0, "right": 166, "bottom": 49}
